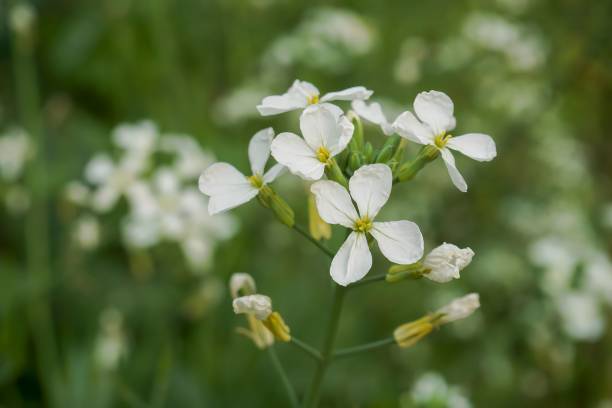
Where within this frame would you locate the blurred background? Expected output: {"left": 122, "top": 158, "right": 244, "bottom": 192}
{"left": 1, "top": 0, "right": 611, "bottom": 406}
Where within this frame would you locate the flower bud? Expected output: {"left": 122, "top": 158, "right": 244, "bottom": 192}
{"left": 348, "top": 151, "right": 365, "bottom": 172}
{"left": 229, "top": 273, "right": 257, "bottom": 299}
{"left": 308, "top": 193, "right": 331, "bottom": 240}
{"left": 233, "top": 294, "right": 272, "bottom": 320}
{"left": 263, "top": 312, "right": 291, "bottom": 342}
{"left": 393, "top": 316, "right": 434, "bottom": 348}
{"left": 375, "top": 135, "right": 401, "bottom": 163}
{"left": 422, "top": 243, "right": 474, "bottom": 283}
{"left": 363, "top": 142, "right": 374, "bottom": 162}
{"left": 436, "top": 293, "right": 480, "bottom": 324}
{"left": 258, "top": 185, "right": 295, "bottom": 227}
{"left": 386, "top": 262, "right": 427, "bottom": 283}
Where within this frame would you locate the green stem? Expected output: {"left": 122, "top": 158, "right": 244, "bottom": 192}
{"left": 10, "top": 4, "right": 60, "bottom": 406}
{"left": 395, "top": 145, "right": 439, "bottom": 183}
{"left": 290, "top": 337, "right": 323, "bottom": 361}
{"left": 325, "top": 158, "right": 348, "bottom": 188}
{"left": 347, "top": 273, "right": 386, "bottom": 289}
{"left": 293, "top": 224, "right": 334, "bottom": 259}
{"left": 303, "top": 285, "right": 346, "bottom": 408}
{"left": 267, "top": 346, "right": 299, "bottom": 408}
{"left": 333, "top": 337, "right": 395, "bottom": 360}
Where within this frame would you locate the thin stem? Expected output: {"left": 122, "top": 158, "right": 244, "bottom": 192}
{"left": 290, "top": 337, "right": 322, "bottom": 361}
{"left": 333, "top": 337, "right": 395, "bottom": 360}
{"left": 303, "top": 285, "right": 346, "bottom": 408}
{"left": 347, "top": 273, "right": 386, "bottom": 289}
{"left": 267, "top": 346, "right": 299, "bottom": 408}
{"left": 293, "top": 224, "right": 334, "bottom": 259}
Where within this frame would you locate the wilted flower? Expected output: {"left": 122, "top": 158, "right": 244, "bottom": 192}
{"left": 257, "top": 79, "right": 372, "bottom": 116}
{"left": 393, "top": 91, "right": 496, "bottom": 192}
{"left": 436, "top": 293, "right": 481, "bottom": 324}
{"left": 199, "top": 128, "right": 285, "bottom": 215}
{"left": 230, "top": 273, "right": 257, "bottom": 298}
{"left": 271, "top": 105, "right": 353, "bottom": 181}
{"left": 233, "top": 294, "right": 273, "bottom": 320}
{"left": 311, "top": 164, "right": 424, "bottom": 286}
{"left": 423, "top": 243, "right": 475, "bottom": 283}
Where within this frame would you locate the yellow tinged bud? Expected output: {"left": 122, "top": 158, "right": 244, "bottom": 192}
{"left": 263, "top": 312, "right": 291, "bottom": 342}
{"left": 308, "top": 193, "right": 331, "bottom": 240}
{"left": 393, "top": 315, "right": 434, "bottom": 348}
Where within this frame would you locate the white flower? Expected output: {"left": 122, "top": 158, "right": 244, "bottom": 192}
{"left": 199, "top": 128, "right": 285, "bottom": 215}
{"left": 230, "top": 273, "right": 257, "bottom": 299}
{"left": 257, "top": 79, "right": 373, "bottom": 116}
{"left": 112, "top": 120, "right": 158, "bottom": 156}
{"left": 271, "top": 105, "right": 354, "bottom": 180}
{"left": 0, "top": 127, "right": 32, "bottom": 181}
{"left": 393, "top": 91, "right": 497, "bottom": 192}
{"left": 311, "top": 164, "right": 424, "bottom": 286}
{"left": 351, "top": 100, "right": 394, "bottom": 135}
{"left": 557, "top": 291, "right": 605, "bottom": 341}
{"left": 73, "top": 215, "right": 101, "bottom": 250}
{"left": 436, "top": 293, "right": 480, "bottom": 324}
{"left": 233, "top": 294, "right": 272, "bottom": 320}
{"left": 423, "top": 243, "right": 475, "bottom": 283}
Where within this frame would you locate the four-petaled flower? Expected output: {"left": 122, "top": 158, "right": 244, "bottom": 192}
{"left": 199, "top": 128, "right": 285, "bottom": 215}
{"left": 311, "top": 164, "right": 424, "bottom": 286}
{"left": 257, "top": 79, "right": 373, "bottom": 116}
{"left": 271, "top": 105, "right": 354, "bottom": 180}
{"left": 393, "top": 90, "right": 497, "bottom": 192}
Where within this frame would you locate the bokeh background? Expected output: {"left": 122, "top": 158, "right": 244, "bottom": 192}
{"left": 1, "top": 0, "right": 612, "bottom": 406}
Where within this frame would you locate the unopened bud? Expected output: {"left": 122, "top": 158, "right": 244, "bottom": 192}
{"left": 308, "top": 193, "right": 331, "bottom": 240}
{"left": 393, "top": 316, "right": 434, "bottom": 348}
{"left": 363, "top": 142, "right": 374, "bottom": 162}
{"left": 348, "top": 151, "right": 365, "bottom": 172}
{"left": 386, "top": 262, "right": 426, "bottom": 283}
{"left": 258, "top": 185, "right": 295, "bottom": 227}
{"left": 375, "top": 135, "right": 401, "bottom": 163}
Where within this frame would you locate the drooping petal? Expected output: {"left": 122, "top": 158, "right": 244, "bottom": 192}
{"left": 248, "top": 127, "right": 274, "bottom": 175}
{"left": 349, "top": 164, "right": 392, "bottom": 219}
{"left": 320, "top": 86, "right": 373, "bottom": 102}
{"left": 330, "top": 232, "right": 372, "bottom": 286}
{"left": 351, "top": 100, "right": 393, "bottom": 135}
{"left": 256, "top": 91, "right": 307, "bottom": 116}
{"left": 310, "top": 180, "right": 358, "bottom": 228}
{"left": 440, "top": 148, "right": 468, "bottom": 192}
{"left": 334, "top": 115, "right": 355, "bottom": 156}
{"left": 299, "top": 105, "right": 339, "bottom": 151}
{"left": 392, "top": 111, "right": 435, "bottom": 145}
{"left": 270, "top": 132, "right": 325, "bottom": 180}
{"left": 198, "top": 163, "right": 258, "bottom": 214}
{"left": 371, "top": 221, "right": 424, "bottom": 264}
{"left": 446, "top": 133, "right": 497, "bottom": 162}
{"left": 413, "top": 91, "right": 455, "bottom": 135}
{"left": 263, "top": 163, "right": 286, "bottom": 184}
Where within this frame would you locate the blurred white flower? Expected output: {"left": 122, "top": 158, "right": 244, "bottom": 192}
{"left": 160, "top": 135, "right": 215, "bottom": 180}
{"left": 64, "top": 181, "right": 90, "bottom": 206}
{"left": 437, "top": 293, "right": 480, "bottom": 324}
{"left": 94, "top": 308, "right": 127, "bottom": 371}
{"left": 423, "top": 243, "right": 474, "bottom": 283}
{"left": 112, "top": 120, "right": 158, "bottom": 156}
{"left": 0, "top": 127, "right": 33, "bottom": 181}
{"left": 199, "top": 128, "right": 285, "bottom": 215}
{"left": 257, "top": 79, "right": 372, "bottom": 116}
{"left": 73, "top": 215, "right": 100, "bottom": 250}
{"left": 271, "top": 105, "right": 353, "bottom": 180}
{"left": 404, "top": 372, "right": 472, "bottom": 408}
{"left": 393, "top": 37, "right": 428, "bottom": 84}
{"left": 393, "top": 90, "right": 497, "bottom": 192}
{"left": 557, "top": 291, "right": 605, "bottom": 341}
{"left": 9, "top": 3, "right": 36, "bottom": 35}
{"left": 233, "top": 294, "right": 272, "bottom": 320}
{"left": 311, "top": 164, "right": 424, "bottom": 286}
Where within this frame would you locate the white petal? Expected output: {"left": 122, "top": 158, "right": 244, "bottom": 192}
{"left": 310, "top": 180, "right": 358, "bottom": 228}
{"left": 371, "top": 221, "right": 424, "bottom": 264}
{"left": 320, "top": 86, "right": 373, "bottom": 102}
{"left": 446, "top": 133, "right": 497, "bottom": 162}
{"left": 198, "top": 163, "right": 258, "bottom": 214}
{"left": 290, "top": 80, "right": 320, "bottom": 99}
{"left": 392, "top": 111, "right": 435, "bottom": 145}
{"left": 351, "top": 100, "right": 392, "bottom": 135}
{"left": 263, "top": 163, "right": 286, "bottom": 184}
{"left": 233, "top": 294, "right": 272, "bottom": 320}
{"left": 335, "top": 115, "right": 355, "bottom": 155}
{"left": 440, "top": 149, "right": 468, "bottom": 192}
{"left": 330, "top": 232, "right": 372, "bottom": 286}
{"left": 248, "top": 127, "right": 274, "bottom": 175}
{"left": 256, "top": 93, "right": 307, "bottom": 116}
{"left": 270, "top": 132, "right": 325, "bottom": 180}
{"left": 413, "top": 91, "right": 455, "bottom": 135}
{"left": 299, "top": 105, "right": 339, "bottom": 151}
{"left": 349, "top": 164, "right": 392, "bottom": 219}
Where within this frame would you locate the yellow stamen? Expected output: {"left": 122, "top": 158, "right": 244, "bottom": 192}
{"left": 316, "top": 146, "right": 331, "bottom": 164}
{"left": 434, "top": 132, "right": 452, "bottom": 149}
{"left": 307, "top": 94, "right": 319, "bottom": 105}
{"left": 247, "top": 174, "right": 264, "bottom": 189}
{"left": 354, "top": 216, "right": 373, "bottom": 233}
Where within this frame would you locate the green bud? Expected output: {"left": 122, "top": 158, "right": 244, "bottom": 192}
{"left": 386, "top": 262, "right": 427, "bottom": 283}
{"left": 375, "top": 135, "right": 401, "bottom": 163}
{"left": 258, "top": 185, "right": 295, "bottom": 227}
{"left": 348, "top": 112, "right": 364, "bottom": 152}
{"left": 364, "top": 142, "right": 374, "bottom": 163}
{"left": 348, "top": 151, "right": 364, "bottom": 172}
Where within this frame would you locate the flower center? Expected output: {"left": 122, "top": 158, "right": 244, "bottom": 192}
{"left": 307, "top": 94, "right": 319, "bottom": 105}
{"left": 247, "top": 174, "right": 264, "bottom": 189}
{"left": 434, "top": 132, "right": 452, "bottom": 149}
{"left": 354, "top": 216, "right": 373, "bottom": 233}
{"left": 316, "top": 146, "right": 331, "bottom": 164}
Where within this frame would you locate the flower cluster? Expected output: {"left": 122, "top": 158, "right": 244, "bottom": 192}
{"left": 201, "top": 80, "right": 494, "bottom": 405}
{"left": 65, "top": 120, "right": 236, "bottom": 269}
